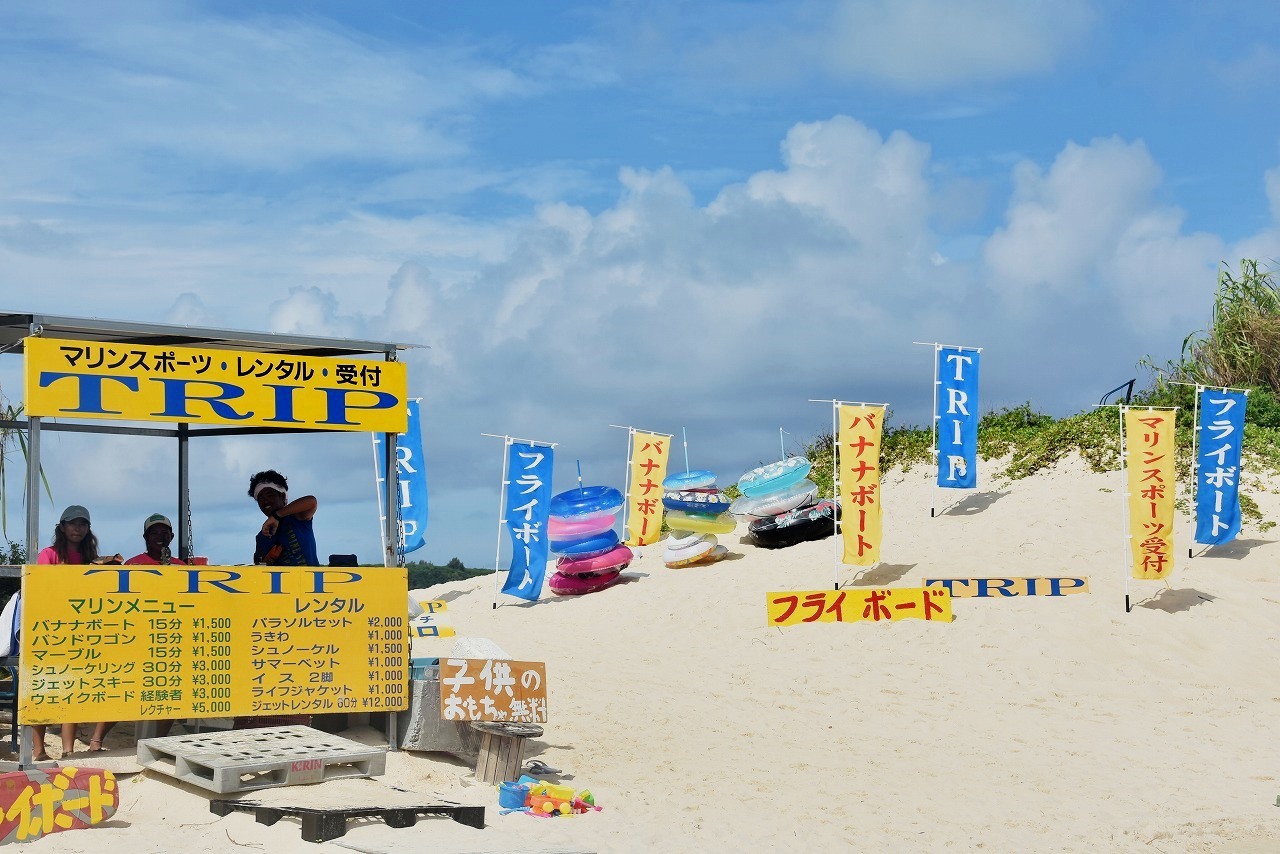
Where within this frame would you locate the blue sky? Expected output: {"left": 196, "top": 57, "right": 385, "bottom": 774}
{"left": 2, "top": 0, "right": 1279, "bottom": 568}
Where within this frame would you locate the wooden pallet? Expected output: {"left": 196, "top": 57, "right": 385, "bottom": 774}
{"left": 209, "top": 799, "right": 485, "bottom": 842}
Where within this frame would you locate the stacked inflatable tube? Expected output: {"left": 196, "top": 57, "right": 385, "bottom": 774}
{"left": 660, "top": 470, "right": 734, "bottom": 568}
{"left": 732, "top": 457, "right": 838, "bottom": 549}
{"left": 546, "top": 486, "right": 631, "bottom": 595}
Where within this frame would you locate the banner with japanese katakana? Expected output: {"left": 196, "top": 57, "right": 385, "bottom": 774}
{"left": 1194, "top": 388, "right": 1246, "bottom": 546}
{"left": 625, "top": 431, "right": 670, "bottom": 546}
{"left": 767, "top": 588, "right": 952, "bottom": 626}
{"left": 1124, "top": 408, "right": 1176, "bottom": 579}
{"left": 838, "top": 404, "right": 885, "bottom": 565}
{"left": 935, "top": 345, "right": 980, "bottom": 488}
{"left": 499, "top": 442, "right": 554, "bottom": 601}
{"left": 24, "top": 336, "right": 408, "bottom": 432}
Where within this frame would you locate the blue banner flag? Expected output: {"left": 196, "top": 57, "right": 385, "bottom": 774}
{"left": 500, "top": 442, "right": 554, "bottom": 601}
{"left": 373, "top": 399, "right": 428, "bottom": 554}
{"left": 935, "top": 346, "right": 980, "bottom": 488}
{"left": 1195, "top": 389, "right": 1246, "bottom": 545}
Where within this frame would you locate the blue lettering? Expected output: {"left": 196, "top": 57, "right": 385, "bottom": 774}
{"left": 310, "top": 570, "right": 362, "bottom": 593}
{"left": 39, "top": 372, "right": 138, "bottom": 415}
{"left": 263, "top": 384, "right": 304, "bottom": 424}
{"left": 924, "top": 579, "right": 961, "bottom": 595}
{"left": 152, "top": 378, "right": 253, "bottom": 421}
{"left": 976, "top": 578, "right": 1016, "bottom": 597}
{"left": 185, "top": 569, "right": 245, "bottom": 594}
{"left": 1048, "top": 577, "right": 1086, "bottom": 596}
{"left": 84, "top": 567, "right": 162, "bottom": 594}
{"left": 267, "top": 570, "right": 286, "bottom": 594}
{"left": 318, "top": 387, "right": 397, "bottom": 426}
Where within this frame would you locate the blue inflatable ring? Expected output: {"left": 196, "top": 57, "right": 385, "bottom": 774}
{"left": 737, "top": 457, "right": 813, "bottom": 498}
{"left": 663, "top": 490, "right": 732, "bottom": 514}
{"left": 550, "top": 486, "right": 624, "bottom": 520}
{"left": 661, "top": 470, "right": 717, "bottom": 491}
{"left": 555, "top": 529, "right": 620, "bottom": 558}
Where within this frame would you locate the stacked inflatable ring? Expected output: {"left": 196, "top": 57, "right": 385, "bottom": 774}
{"left": 548, "top": 486, "right": 631, "bottom": 595}
{"left": 730, "top": 457, "right": 833, "bottom": 548}
{"left": 661, "top": 469, "right": 734, "bottom": 568}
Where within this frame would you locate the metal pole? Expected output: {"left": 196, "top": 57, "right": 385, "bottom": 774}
{"left": 1189, "top": 386, "right": 1201, "bottom": 559}
{"left": 177, "top": 423, "right": 191, "bottom": 560}
{"left": 371, "top": 433, "right": 388, "bottom": 560}
{"left": 831, "top": 401, "right": 839, "bottom": 590}
{"left": 930, "top": 344, "right": 940, "bottom": 518}
{"left": 383, "top": 432, "right": 398, "bottom": 568}
{"left": 1119, "top": 407, "right": 1131, "bottom": 613}
{"left": 491, "top": 437, "right": 512, "bottom": 609}
{"left": 20, "top": 415, "right": 40, "bottom": 768}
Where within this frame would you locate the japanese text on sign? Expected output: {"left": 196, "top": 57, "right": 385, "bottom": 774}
{"left": 935, "top": 346, "right": 980, "bottom": 489}
{"left": 19, "top": 565, "right": 409, "bottom": 724}
{"left": 23, "top": 336, "right": 408, "bottom": 432}
{"left": 1194, "top": 389, "right": 1245, "bottom": 546}
{"left": 767, "top": 588, "right": 952, "bottom": 626}
{"left": 837, "top": 404, "right": 885, "bottom": 566}
{"left": 626, "top": 431, "right": 670, "bottom": 546}
{"left": 500, "top": 443, "right": 554, "bottom": 601}
{"left": 439, "top": 658, "right": 547, "bottom": 723}
{"left": 1124, "top": 408, "right": 1176, "bottom": 580}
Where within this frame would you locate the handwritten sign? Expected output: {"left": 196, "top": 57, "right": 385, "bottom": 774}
{"left": 767, "top": 588, "right": 952, "bottom": 626}
{"left": 24, "top": 336, "right": 408, "bottom": 432}
{"left": 439, "top": 658, "right": 547, "bottom": 723}
{"left": 20, "top": 565, "right": 408, "bottom": 724}
{"left": 924, "top": 577, "right": 1089, "bottom": 597}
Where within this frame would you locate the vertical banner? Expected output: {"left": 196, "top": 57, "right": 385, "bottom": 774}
{"left": 499, "top": 442, "right": 555, "bottom": 601}
{"left": 936, "top": 346, "right": 979, "bottom": 488}
{"left": 838, "top": 404, "right": 884, "bottom": 566}
{"left": 373, "top": 399, "right": 428, "bottom": 554}
{"left": 1124, "top": 408, "right": 1176, "bottom": 579}
{"left": 1195, "top": 389, "right": 1246, "bottom": 545}
{"left": 626, "top": 432, "right": 670, "bottom": 545}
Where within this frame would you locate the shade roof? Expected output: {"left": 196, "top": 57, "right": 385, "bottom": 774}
{"left": 0, "top": 311, "right": 421, "bottom": 358}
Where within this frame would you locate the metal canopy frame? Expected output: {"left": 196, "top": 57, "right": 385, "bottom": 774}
{"left": 2, "top": 310, "right": 420, "bottom": 567}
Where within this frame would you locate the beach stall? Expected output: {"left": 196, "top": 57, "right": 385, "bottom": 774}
{"left": 0, "top": 312, "right": 416, "bottom": 770}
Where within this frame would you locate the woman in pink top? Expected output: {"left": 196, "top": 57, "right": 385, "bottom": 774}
{"left": 32, "top": 504, "right": 100, "bottom": 760}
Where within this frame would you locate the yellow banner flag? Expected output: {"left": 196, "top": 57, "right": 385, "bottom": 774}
{"left": 24, "top": 336, "right": 408, "bottom": 432}
{"left": 1125, "top": 408, "right": 1176, "bottom": 579}
{"left": 626, "top": 431, "right": 670, "bottom": 545}
{"left": 767, "top": 588, "right": 952, "bottom": 625}
{"left": 837, "top": 404, "right": 884, "bottom": 565}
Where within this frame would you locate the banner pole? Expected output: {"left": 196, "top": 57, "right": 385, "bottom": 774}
{"left": 930, "top": 343, "right": 940, "bottom": 518}
{"left": 682, "top": 426, "right": 690, "bottom": 473}
{"left": 622, "top": 428, "right": 636, "bottom": 542}
{"left": 491, "top": 436, "right": 513, "bottom": 610}
{"left": 1189, "top": 385, "right": 1202, "bottom": 559}
{"left": 1119, "top": 407, "right": 1131, "bottom": 613}
{"left": 371, "top": 432, "right": 388, "bottom": 559}
{"left": 831, "top": 400, "right": 839, "bottom": 589}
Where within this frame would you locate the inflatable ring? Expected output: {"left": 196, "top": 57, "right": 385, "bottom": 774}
{"left": 730, "top": 479, "right": 819, "bottom": 520}
{"left": 549, "top": 569, "right": 622, "bottom": 596}
{"left": 665, "top": 531, "right": 712, "bottom": 550}
{"left": 663, "top": 534, "right": 716, "bottom": 565}
{"left": 548, "top": 511, "right": 616, "bottom": 540}
{"left": 663, "top": 490, "right": 732, "bottom": 514}
{"left": 550, "top": 486, "right": 624, "bottom": 519}
{"left": 554, "top": 529, "right": 620, "bottom": 558}
{"left": 665, "top": 509, "right": 736, "bottom": 535}
{"left": 557, "top": 544, "right": 633, "bottom": 575}
{"left": 668, "top": 544, "right": 728, "bottom": 568}
{"left": 661, "top": 470, "right": 717, "bottom": 491}
{"left": 737, "top": 457, "right": 813, "bottom": 498}
{"left": 749, "top": 499, "right": 840, "bottom": 548}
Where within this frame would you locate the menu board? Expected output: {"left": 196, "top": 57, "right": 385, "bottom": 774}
{"left": 19, "top": 565, "right": 408, "bottom": 724}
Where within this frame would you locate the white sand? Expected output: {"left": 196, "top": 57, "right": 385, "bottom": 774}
{"left": 22, "top": 457, "right": 1280, "bottom": 852}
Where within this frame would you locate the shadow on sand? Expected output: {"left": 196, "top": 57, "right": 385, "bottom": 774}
{"left": 1190, "top": 539, "right": 1276, "bottom": 561}
{"left": 939, "top": 491, "right": 1008, "bottom": 517}
{"left": 841, "top": 563, "right": 916, "bottom": 587}
{"left": 1136, "top": 587, "right": 1216, "bottom": 614}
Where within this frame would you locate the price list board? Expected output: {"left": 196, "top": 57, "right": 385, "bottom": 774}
{"left": 19, "top": 565, "right": 409, "bottom": 725}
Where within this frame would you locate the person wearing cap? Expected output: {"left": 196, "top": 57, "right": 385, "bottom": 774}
{"left": 249, "top": 469, "right": 319, "bottom": 566}
{"left": 125, "top": 513, "right": 187, "bottom": 566}
{"left": 32, "top": 505, "right": 102, "bottom": 759}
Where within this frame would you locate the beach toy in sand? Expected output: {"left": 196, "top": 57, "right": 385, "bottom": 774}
{"left": 667, "top": 543, "right": 728, "bottom": 568}
{"left": 546, "top": 479, "right": 630, "bottom": 596}
{"left": 498, "top": 781, "right": 530, "bottom": 809}
{"left": 663, "top": 489, "right": 733, "bottom": 515}
{"left": 557, "top": 543, "right": 633, "bottom": 575}
{"left": 737, "top": 456, "right": 813, "bottom": 498}
{"left": 749, "top": 499, "right": 840, "bottom": 549}
{"left": 665, "top": 508, "right": 736, "bottom": 535}
{"left": 550, "top": 485, "right": 624, "bottom": 519}
{"left": 550, "top": 528, "right": 620, "bottom": 558}
{"left": 661, "top": 469, "right": 717, "bottom": 491}
{"left": 729, "top": 478, "right": 820, "bottom": 521}
{"left": 547, "top": 510, "right": 617, "bottom": 540}
{"left": 549, "top": 569, "right": 623, "bottom": 595}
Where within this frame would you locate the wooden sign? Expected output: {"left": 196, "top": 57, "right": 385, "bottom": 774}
{"left": 924, "top": 577, "right": 1089, "bottom": 597}
{"left": 767, "top": 587, "right": 952, "bottom": 626}
{"left": 0, "top": 767, "right": 118, "bottom": 844}
{"left": 439, "top": 658, "right": 547, "bottom": 723}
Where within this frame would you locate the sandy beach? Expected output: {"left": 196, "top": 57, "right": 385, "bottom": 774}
{"left": 21, "top": 455, "right": 1280, "bottom": 852}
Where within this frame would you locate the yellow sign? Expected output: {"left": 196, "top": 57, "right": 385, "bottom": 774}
{"left": 24, "top": 336, "right": 408, "bottom": 432}
{"left": 410, "top": 599, "right": 455, "bottom": 638}
{"left": 924, "top": 577, "right": 1089, "bottom": 597}
{"left": 626, "top": 432, "right": 670, "bottom": 546}
{"left": 837, "top": 404, "right": 885, "bottom": 565}
{"left": 20, "top": 565, "right": 408, "bottom": 724}
{"left": 439, "top": 658, "right": 547, "bottom": 722}
{"left": 767, "top": 588, "right": 952, "bottom": 625}
{"left": 1124, "top": 408, "right": 1176, "bottom": 579}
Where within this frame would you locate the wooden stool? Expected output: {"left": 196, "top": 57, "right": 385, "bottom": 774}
{"left": 470, "top": 722, "right": 544, "bottom": 784}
